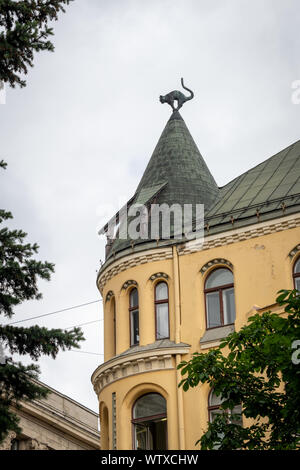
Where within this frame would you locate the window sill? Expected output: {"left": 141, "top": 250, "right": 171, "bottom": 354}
{"left": 199, "top": 324, "right": 235, "bottom": 350}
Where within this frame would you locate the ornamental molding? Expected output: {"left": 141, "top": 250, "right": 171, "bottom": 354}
{"left": 0, "top": 431, "right": 16, "bottom": 450}
{"left": 105, "top": 291, "right": 114, "bottom": 303}
{"left": 98, "top": 248, "right": 173, "bottom": 294}
{"left": 179, "top": 214, "right": 300, "bottom": 256}
{"left": 14, "top": 399, "right": 99, "bottom": 443}
{"left": 0, "top": 432, "right": 49, "bottom": 451}
{"left": 121, "top": 280, "right": 137, "bottom": 290}
{"left": 149, "top": 272, "right": 169, "bottom": 282}
{"left": 97, "top": 214, "right": 300, "bottom": 294}
{"left": 91, "top": 344, "right": 190, "bottom": 395}
{"left": 200, "top": 258, "right": 233, "bottom": 275}
{"left": 27, "top": 439, "right": 49, "bottom": 450}
{"left": 288, "top": 243, "right": 300, "bottom": 259}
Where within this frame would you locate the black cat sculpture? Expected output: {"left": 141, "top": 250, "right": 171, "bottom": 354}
{"left": 159, "top": 78, "right": 194, "bottom": 111}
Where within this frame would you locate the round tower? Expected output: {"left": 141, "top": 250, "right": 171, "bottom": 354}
{"left": 92, "top": 104, "right": 220, "bottom": 450}
{"left": 91, "top": 92, "right": 300, "bottom": 450}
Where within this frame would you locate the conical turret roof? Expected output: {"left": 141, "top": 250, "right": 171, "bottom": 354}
{"left": 105, "top": 110, "right": 219, "bottom": 258}
{"left": 135, "top": 110, "right": 219, "bottom": 209}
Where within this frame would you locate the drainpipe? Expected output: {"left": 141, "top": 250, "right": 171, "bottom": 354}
{"left": 172, "top": 245, "right": 185, "bottom": 450}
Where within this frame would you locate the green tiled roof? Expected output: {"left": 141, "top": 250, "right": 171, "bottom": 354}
{"left": 205, "top": 139, "right": 300, "bottom": 233}
{"left": 103, "top": 112, "right": 300, "bottom": 263}
{"left": 134, "top": 181, "right": 168, "bottom": 206}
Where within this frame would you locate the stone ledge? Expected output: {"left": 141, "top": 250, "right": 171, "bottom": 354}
{"left": 92, "top": 341, "right": 190, "bottom": 395}
{"left": 200, "top": 324, "right": 235, "bottom": 350}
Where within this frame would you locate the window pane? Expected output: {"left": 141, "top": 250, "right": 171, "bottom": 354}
{"left": 156, "top": 282, "right": 168, "bottom": 301}
{"left": 210, "top": 408, "right": 222, "bottom": 423}
{"left": 205, "top": 268, "right": 233, "bottom": 289}
{"left": 231, "top": 405, "right": 243, "bottom": 426}
{"left": 209, "top": 390, "right": 223, "bottom": 407}
{"left": 134, "top": 420, "right": 167, "bottom": 450}
{"left": 130, "top": 288, "right": 138, "bottom": 308}
{"left": 131, "top": 309, "right": 139, "bottom": 345}
{"left": 206, "top": 291, "right": 221, "bottom": 328}
{"left": 294, "top": 258, "right": 300, "bottom": 274}
{"left": 135, "top": 423, "right": 148, "bottom": 450}
{"left": 222, "top": 287, "right": 236, "bottom": 325}
{"left": 156, "top": 303, "right": 169, "bottom": 339}
{"left": 133, "top": 393, "right": 166, "bottom": 419}
{"left": 295, "top": 277, "right": 300, "bottom": 292}
{"left": 153, "top": 419, "right": 167, "bottom": 450}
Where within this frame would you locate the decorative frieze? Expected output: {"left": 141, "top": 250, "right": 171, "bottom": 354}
{"left": 121, "top": 280, "right": 137, "bottom": 290}
{"left": 149, "top": 272, "right": 169, "bottom": 282}
{"left": 0, "top": 432, "right": 49, "bottom": 450}
{"left": 0, "top": 431, "right": 16, "bottom": 450}
{"left": 288, "top": 244, "right": 300, "bottom": 259}
{"left": 105, "top": 291, "right": 114, "bottom": 303}
{"left": 93, "top": 353, "right": 173, "bottom": 395}
{"left": 178, "top": 216, "right": 300, "bottom": 255}
{"left": 97, "top": 215, "right": 300, "bottom": 293}
{"left": 98, "top": 249, "right": 173, "bottom": 293}
{"left": 91, "top": 341, "right": 192, "bottom": 395}
{"left": 200, "top": 258, "right": 233, "bottom": 275}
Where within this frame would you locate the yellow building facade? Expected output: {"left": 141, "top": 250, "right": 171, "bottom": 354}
{"left": 92, "top": 105, "right": 300, "bottom": 450}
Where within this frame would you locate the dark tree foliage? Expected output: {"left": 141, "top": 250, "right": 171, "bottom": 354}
{"left": 0, "top": 160, "right": 84, "bottom": 443}
{"left": 0, "top": 0, "right": 73, "bottom": 87}
{"left": 178, "top": 289, "right": 300, "bottom": 450}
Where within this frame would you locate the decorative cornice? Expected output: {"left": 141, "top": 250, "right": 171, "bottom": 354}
{"left": 91, "top": 343, "right": 190, "bottom": 395}
{"left": 97, "top": 214, "right": 300, "bottom": 294}
{"left": 200, "top": 258, "right": 233, "bottom": 275}
{"left": 93, "top": 354, "right": 173, "bottom": 395}
{"left": 12, "top": 400, "right": 100, "bottom": 447}
{"left": 121, "top": 280, "right": 137, "bottom": 290}
{"left": 98, "top": 248, "right": 173, "bottom": 294}
{"left": 288, "top": 243, "right": 300, "bottom": 259}
{"left": 149, "top": 272, "right": 169, "bottom": 282}
{"left": 178, "top": 214, "right": 300, "bottom": 256}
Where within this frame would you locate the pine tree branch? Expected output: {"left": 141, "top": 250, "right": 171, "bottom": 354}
{"left": 0, "top": 324, "right": 85, "bottom": 359}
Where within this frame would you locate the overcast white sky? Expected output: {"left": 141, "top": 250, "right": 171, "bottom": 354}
{"left": 0, "top": 0, "right": 300, "bottom": 413}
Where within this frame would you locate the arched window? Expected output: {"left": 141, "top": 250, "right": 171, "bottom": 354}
{"left": 105, "top": 294, "right": 116, "bottom": 360}
{"left": 205, "top": 268, "right": 236, "bottom": 329}
{"left": 132, "top": 393, "right": 167, "bottom": 450}
{"left": 101, "top": 406, "right": 109, "bottom": 450}
{"left": 155, "top": 282, "right": 169, "bottom": 340}
{"left": 208, "top": 389, "right": 242, "bottom": 425}
{"left": 129, "top": 288, "right": 139, "bottom": 346}
{"left": 293, "top": 258, "right": 300, "bottom": 291}
{"left": 208, "top": 389, "right": 223, "bottom": 423}
{"left": 112, "top": 297, "right": 116, "bottom": 356}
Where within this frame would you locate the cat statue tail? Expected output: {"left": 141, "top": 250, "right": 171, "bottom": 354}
{"left": 181, "top": 78, "right": 194, "bottom": 100}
